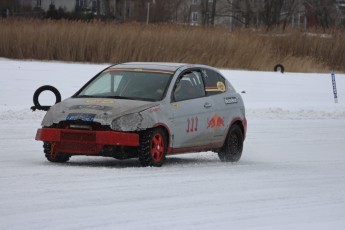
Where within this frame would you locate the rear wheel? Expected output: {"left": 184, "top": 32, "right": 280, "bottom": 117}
{"left": 138, "top": 128, "right": 167, "bottom": 167}
{"left": 43, "top": 142, "right": 70, "bottom": 163}
{"left": 218, "top": 125, "right": 243, "bottom": 162}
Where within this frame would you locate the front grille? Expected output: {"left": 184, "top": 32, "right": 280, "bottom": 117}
{"left": 58, "top": 142, "right": 100, "bottom": 154}
{"left": 61, "top": 131, "right": 96, "bottom": 142}
{"left": 54, "top": 121, "right": 111, "bottom": 131}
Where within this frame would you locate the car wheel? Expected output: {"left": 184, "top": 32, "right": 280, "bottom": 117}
{"left": 218, "top": 125, "right": 243, "bottom": 162}
{"left": 138, "top": 128, "right": 167, "bottom": 167}
{"left": 43, "top": 142, "right": 70, "bottom": 163}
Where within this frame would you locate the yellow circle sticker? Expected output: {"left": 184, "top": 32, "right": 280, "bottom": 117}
{"left": 171, "top": 102, "right": 179, "bottom": 109}
{"left": 217, "top": 82, "right": 226, "bottom": 92}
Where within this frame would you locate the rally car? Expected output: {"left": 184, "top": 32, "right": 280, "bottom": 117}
{"left": 34, "top": 62, "right": 247, "bottom": 167}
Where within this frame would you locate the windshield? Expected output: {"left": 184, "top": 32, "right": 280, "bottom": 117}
{"left": 76, "top": 69, "right": 174, "bottom": 101}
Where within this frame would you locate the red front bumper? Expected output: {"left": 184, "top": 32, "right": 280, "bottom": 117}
{"left": 35, "top": 128, "right": 139, "bottom": 155}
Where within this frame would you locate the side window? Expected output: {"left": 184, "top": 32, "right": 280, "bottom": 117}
{"left": 173, "top": 70, "right": 205, "bottom": 102}
{"left": 202, "top": 69, "right": 227, "bottom": 96}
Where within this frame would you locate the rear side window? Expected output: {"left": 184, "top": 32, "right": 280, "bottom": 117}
{"left": 202, "top": 69, "right": 227, "bottom": 96}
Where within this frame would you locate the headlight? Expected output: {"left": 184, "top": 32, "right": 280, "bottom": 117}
{"left": 111, "top": 113, "right": 143, "bottom": 131}
{"left": 41, "top": 109, "right": 54, "bottom": 127}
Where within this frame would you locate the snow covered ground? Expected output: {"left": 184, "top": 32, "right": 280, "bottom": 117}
{"left": 1, "top": 58, "right": 345, "bottom": 230}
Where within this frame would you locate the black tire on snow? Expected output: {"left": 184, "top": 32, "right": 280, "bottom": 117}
{"left": 33, "top": 85, "right": 61, "bottom": 111}
{"left": 274, "top": 64, "right": 285, "bottom": 73}
{"left": 218, "top": 124, "right": 243, "bottom": 162}
{"left": 43, "top": 142, "right": 70, "bottom": 163}
{"left": 138, "top": 128, "right": 167, "bottom": 167}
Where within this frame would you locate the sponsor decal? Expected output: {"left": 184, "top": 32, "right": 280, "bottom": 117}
{"left": 217, "top": 81, "right": 226, "bottom": 92}
{"left": 171, "top": 102, "right": 179, "bottom": 109}
{"left": 224, "top": 97, "right": 238, "bottom": 104}
{"left": 86, "top": 99, "right": 113, "bottom": 104}
{"left": 148, "top": 107, "right": 160, "bottom": 113}
{"left": 205, "top": 81, "right": 226, "bottom": 92}
{"left": 66, "top": 113, "right": 95, "bottom": 122}
{"left": 69, "top": 105, "right": 112, "bottom": 110}
{"left": 205, "top": 86, "right": 219, "bottom": 92}
{"left": 207, "top": 114, "right": 225, "bottom": 129}
{"left": 186, "top": 116, "right": 198, "bottom": 133}
{"left": 103, "top": 68, "right": 174, "bottom": 74}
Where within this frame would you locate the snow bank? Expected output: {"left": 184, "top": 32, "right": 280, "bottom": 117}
{"left": 1, "top": 58, "right": 344, "bottom": 121}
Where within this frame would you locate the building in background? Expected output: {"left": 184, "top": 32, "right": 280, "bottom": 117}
{"left": 30, "top": 0, "right": 109, "bottom": 15}
{"left": 33, "top": 0, "right": 74, "bottom": 12}
{"left": 1, "top": 0, "right": 344, "bottom": 29}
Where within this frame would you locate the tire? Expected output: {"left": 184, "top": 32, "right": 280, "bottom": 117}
{"left": 33, "top": 85, "right": 61, "bottom": 111}
{"left": 43, "top": 142, "right": 70, "bottom": 163}
{"left": 274, "top": 64, "right": 285, "bottom": 73}
{"left": 218, "top": 125, "right": 243, "bottom": 162}
{"left": 138, "top": 128, "right": 167, "bottom": 167}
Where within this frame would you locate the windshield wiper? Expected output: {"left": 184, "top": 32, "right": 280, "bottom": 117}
{"left": 104, "top": 96, "right": 142, "bottom": 100}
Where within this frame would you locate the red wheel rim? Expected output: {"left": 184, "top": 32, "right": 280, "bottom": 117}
{"left": 151, "top": 133, "right": 164, "bottom": 162}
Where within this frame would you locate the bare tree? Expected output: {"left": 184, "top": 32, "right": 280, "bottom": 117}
{"left": 199, "top": 0, "right": 217, "bottom": 26}
{"left": 104, "top": 0, "right": 110, "bottom": 17}
{"left": 150, "top": 0, "right": 178, "bottom": 22}
{"left": 280, "top": 0, "right": 300, "bottom": 31}
{"left": 128, "top": 0, "right": 186, "bottom": 23}
{"left": 305, "top": 0, "right": 338, "bottom": 31}
{"left": 261, "top": 0, "right": 284, "bottom": 30}
{"left": 211, "top": 0, "right": 217, "bottom": 25}
{"left": 215, "top": 0, "right": 260, "bottom": 28}
{"left": 171, "top": 0, "right": 185, "bottom": 22}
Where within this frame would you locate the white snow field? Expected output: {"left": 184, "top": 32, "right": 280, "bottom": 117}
{"left": 1, "top": 58, "right": 345, "bottom": 230}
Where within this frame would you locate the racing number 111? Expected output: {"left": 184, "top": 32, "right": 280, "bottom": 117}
{"left": 187, "top": 117, "right": 198, "bottom": 133}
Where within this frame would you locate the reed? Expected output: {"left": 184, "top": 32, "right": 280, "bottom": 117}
{"left": 1, "top": 19, "right": 344, "bottom": 72}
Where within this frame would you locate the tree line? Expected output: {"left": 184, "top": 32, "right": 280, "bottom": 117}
{"left": 1, "top": 0, "right": 344, "bottom": 30}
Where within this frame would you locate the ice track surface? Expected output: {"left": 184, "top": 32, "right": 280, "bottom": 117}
{"left": 1, "top": 59, "right": 345, "bottom": 230}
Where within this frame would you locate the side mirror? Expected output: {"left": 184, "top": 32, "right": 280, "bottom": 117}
{"left": 31, "top": 85, "right": 61, "bottom": 111}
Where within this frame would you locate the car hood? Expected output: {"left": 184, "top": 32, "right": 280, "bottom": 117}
{"left": 43, "top": 97, "right": 159, "bottom": 127}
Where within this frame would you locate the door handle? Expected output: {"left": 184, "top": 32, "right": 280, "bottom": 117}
{"left": 204, "top": 102, "right": 212, "bottom": 108}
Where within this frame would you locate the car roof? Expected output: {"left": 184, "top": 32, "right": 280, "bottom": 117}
{"left": 111, "top": 62, "right": 189, "bottom": 72}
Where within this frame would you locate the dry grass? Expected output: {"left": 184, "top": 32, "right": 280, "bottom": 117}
{"left": 0, "top": 19, "right": 344, "bottom": 72}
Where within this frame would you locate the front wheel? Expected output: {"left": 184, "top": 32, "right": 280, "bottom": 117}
{"left": 218, "top": 125, "right": 243, "bottom": 162}
{"left": 138, "top": 128, "right": 167, "bottom": 167}
{"left": 43, "top": 142, "right": 70, "bottom": 163}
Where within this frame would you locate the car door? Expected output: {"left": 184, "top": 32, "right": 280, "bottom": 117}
{"left": 201, "top": 68, "right": 235, "bottom": 144}
{"left": 170, "top": 69, "right": 215, "bottom": 148}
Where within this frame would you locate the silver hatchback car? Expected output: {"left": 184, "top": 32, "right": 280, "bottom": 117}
{"left": 35, "top": 62, "right": 247, "bottom": 166}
